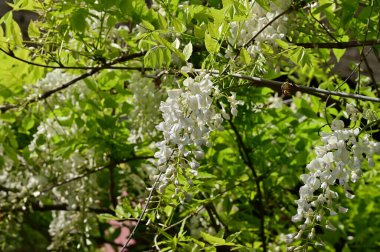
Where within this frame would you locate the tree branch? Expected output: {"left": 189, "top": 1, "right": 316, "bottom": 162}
{"left": 295, "top": 40, "right": 380, "bottom": 49}
{"left": 192, "top": 69, "right": 380, "bottom": 103}
{"left": 42, "top": 156, "right": 154, "bottom": 193}
{"left": 308, "top": 4, "right": 340, "bottom": 43}
{"left": 2, "top": 202, "right": 115, "bottom": 214}
{"left": 30, "top": 203, "right": 115, "bottom": 214}
{"left": 228, "top": 119, "right": 266, "bottom": 252}
{"left": 0, "top": 47, "right": 146, "bottom": 70}
{"left": 109, "top": 162, "right": 118, "bottom": 209}
{"left": 0, "top": 51, "right": 146, "bottom": 113}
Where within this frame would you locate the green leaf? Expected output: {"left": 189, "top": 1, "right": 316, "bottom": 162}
{"left": 183, "top": 42, "right": 193, "bottom": 61}
{"left": 201, "top": 232, "right": 226, "bottom": 245}
{"left": 5, "top": 13, "right": 23, "bottom": 46}
{"left": 156, "top": 47, "right": 164, "bottom": 67}
{"left": 207, "top": 22, "right": 219, "bottom": 39}
{"left": 312, "top": 3, "right": 333, "bottom": 15}
{"left": 226, "top": 232, "right": 242, "bottom": 243}
{"left": 21, "top": 114, "right": 35, "bottom": 131}
{"left": 196, "top": 172, "right": 217, "bottom": 179}
{"left": 28, "top": 20, "right": 40, "bottom": 38}
{"left": 240, "top": 48, "right": 251, "bottom": 64}
{"left": 103, "top": 97, "right": 119, "bottom": 108}
{"left": 115, "top": 205, "right": 131, "bottom": 219}
{"left": 333, "top": 48, "right": 345, "bottom": 63}
{"left": 162, "top": 48, "right": 172, "bottom": 67}
{"left": 276, "top": 39, "right": 289, "bottom": 49}
{"left": 172, "top": 18, "right": 186, "bottom": 33}
{"left": 119, "top": 0, "right": 133, "bottom": 16}
{"left": 158, "top": 13, "right": 167, "bottom": 29}
{"left": 141, "top": 20, "right": 155, "bottom": 31}
{"left": 205, "top": 33, "right": 219, "bottom": 54}
{"left": 97, "top": 213, "right": 120, "bottom": 222}
{"left": 70, "top": 8, "right": 88, "bottom": 33}
{"left": 152, "top": 33, "right": 185, "bottom": 61}
{"left": 255, "top": 0, "right": 270, "bottom": 11}
{"left": 194, "top": 24, "right": 206, "bottom": 39}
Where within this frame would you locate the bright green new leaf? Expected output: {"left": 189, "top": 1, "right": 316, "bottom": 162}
{"left": 141, "top": 20, "right": 155, "bottom": 31}
{"left": 333, "top": 48, "right": 346, "bottom": 63}
{"left": 240, "top": 48, "right": 251, "bottom": 64}
{"left": 183, "top": 42, "right": 193, "bottom": 61}
{"left": 205, "top": 32, "right": 219, "bottom": 54}
{"left": 28, "top": 20, "right": 40, "bottom": 38}
{"left": 200, "top": 232, "right": 226, "bottom": 245}
{"left": 158, "top": 13, "right": 168, "bottom": 29}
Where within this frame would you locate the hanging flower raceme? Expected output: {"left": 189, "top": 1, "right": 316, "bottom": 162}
{"left": 227, "top": 0, "right": 292, "bottom": 59}
{"left": 288, "top": 113, "right": 380, "bottom": 249}
{"left": 154, "top": 74, "right": 242, "bottom": 195}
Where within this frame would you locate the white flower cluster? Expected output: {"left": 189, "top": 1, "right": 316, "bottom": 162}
{"left": 154, "top": 74, "right": 242, "bottom": 193}
{"left": 26, "top": 69, "right": 69, "bottom": 100}
{"left": 127, "top": 73, "right": 163, "bottom": 143}
{"left": 289, "top": 117, "right": 380, "bottom": 246}
{"left": 26, "top": 69, "right": 86, "bottom": 108}
{"left": 48, "top": 211, "right": 96, "bottom": 250}
{"left": 227, "top": 0, "right": 291, "bottom": 59}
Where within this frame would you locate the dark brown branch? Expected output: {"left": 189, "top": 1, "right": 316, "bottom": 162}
{"left": 192, "top": 69, "right": 380, "bottom": 103}
{"left": 0, "top": 51, "right": 146, "bottom": 113}
{"left": 31, "top": 203, "right": 115, "bottom": 214}
{"left": 295, "top": 40, "right": 380, "bottom": 49}
{"left": 0, "top": 47, "right": 146, "bottom": 70}
{"left": 199, "top": 193, "right": 226, "bottom": 234}
{"left": 2, "top": 202, "right": 115, "bottom": 214}
{"left": 109, "top": 163, "right": 118, "bottom": 209}
{"left": 228, "top": 119, "right": 266, "bottom": 252}
{"left": 42, "top": 156, "right": 153, "bottom": 193}
{"left": 363, "top": 50, "right": 379, "bottom": 96}
{"left": 0, "top": 184, "right": 18, "bottom": 192}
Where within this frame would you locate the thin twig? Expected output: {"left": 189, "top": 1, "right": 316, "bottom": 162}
{"left": 363, "top": 51, "right": 379, "bottom": 96}
{"left": 120, "top": 172, "right": 163, "bottom": 252}
{"left": 243, "top": 8, "right": 291, "bottom": 48}
{"left": 308, "top": 4, "right": 340, "bottom": 43}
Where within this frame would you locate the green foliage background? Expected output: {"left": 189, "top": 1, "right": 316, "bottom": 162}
{"left": 0, "top": 0, "right": 380, "bottom": 251}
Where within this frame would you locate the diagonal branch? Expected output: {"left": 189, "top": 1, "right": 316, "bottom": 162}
{"left": 243, "top": 7, "right": 291, "bottom": 48}
{"left": 0, "top": 51, "right": 145, "bottom": 113}
{"left": 121, "top": 171, "right": 163, "bottom": 252}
